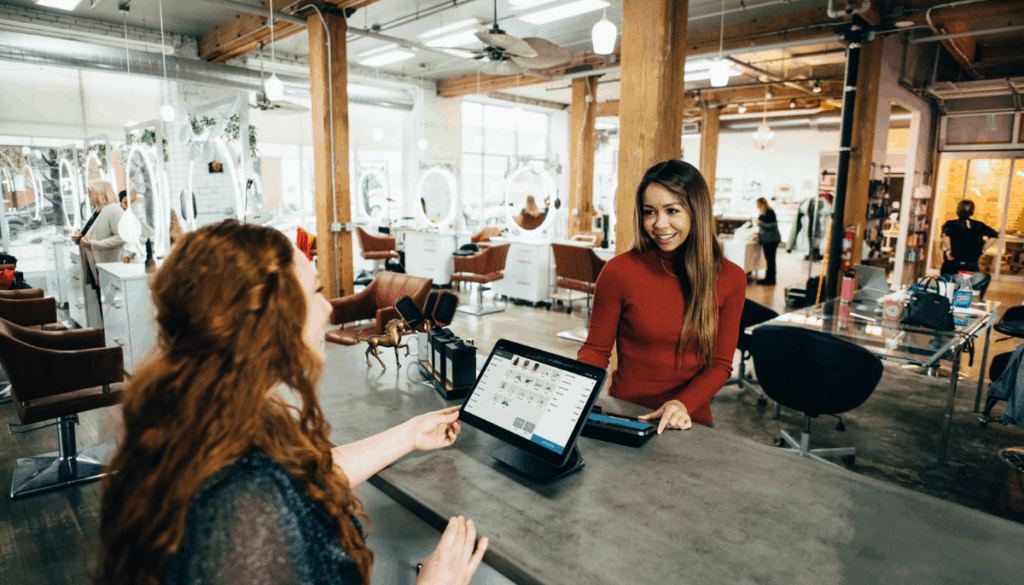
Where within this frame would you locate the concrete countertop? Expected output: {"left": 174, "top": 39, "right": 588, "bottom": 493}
{"left": 321, "top": 343, "right": 1023, "bottom": 585}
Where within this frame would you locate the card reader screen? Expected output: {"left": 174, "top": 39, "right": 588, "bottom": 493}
{"left": 463, "top": 348, "right": 599, "bottom": 454}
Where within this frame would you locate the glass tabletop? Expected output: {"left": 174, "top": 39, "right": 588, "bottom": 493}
{"left": 750, "top": 299, "right": 1001, "bottom": 367}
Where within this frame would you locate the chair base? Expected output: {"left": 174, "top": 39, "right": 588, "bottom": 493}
{"left": 776, "top": 429, "right": 856, "bottom": 467}
{"left": 11, "top": 441, "right": 116, "bottom": 499}
{"left": 556, "top": 327, "right": 589, "bottom": 343}
{"left": 0, "top": 385, "right": 10, "bottom": 405}
{"left": 457, "top": 304, "right": 505, "bottom": 316}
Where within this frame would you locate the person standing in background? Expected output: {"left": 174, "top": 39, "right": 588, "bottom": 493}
{"left": 756, "top": 197, "right": 781, "bottom": 285}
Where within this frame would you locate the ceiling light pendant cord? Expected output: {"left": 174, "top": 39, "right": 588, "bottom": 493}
{"left": 718, "top": 0, "right": 725, "bottom": 59}
{"left": 270, "top": 0, "right": 276, "bottom": 72}
{"left": 122, "top": 11, "right": 135, "bottom": 125}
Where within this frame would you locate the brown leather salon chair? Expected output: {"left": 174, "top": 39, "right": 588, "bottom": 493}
{"left": 452, "top": 243, "right": 511, "bottom": 316}
{"left": 0, "top": 290, "right": 68, "bottom": 405}
{"left": 471, "top": 227, "right": 502, "bottom": 244}
{"left": 551, "top": 243, "right": 607, "bottom": 342}
{"left": 356, "top": 227, "right": 400, "bottom": 275}
{"left": 0, "top": 317, "right": 126, "bottom": 498}
{"left": 326, "top": 272, "right": 432, "bottom": 346}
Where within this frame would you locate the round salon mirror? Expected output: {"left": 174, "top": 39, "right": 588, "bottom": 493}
{"left": 505, "top": 166, "right": 556, "bottom": 234}
{"left": 58, "top": 158, "right": 81, "bottom": 229}
{"left": 125, "top": 145, "right": 168, "bottom": 254}
{"left": 418, "top": 167, "right": 457, "bottom": 229}
{"left": 358, "top": 169, "right": 387, "bottom": 221}
{"left": 19, "top": 165, "right": 40, "bottom": 222}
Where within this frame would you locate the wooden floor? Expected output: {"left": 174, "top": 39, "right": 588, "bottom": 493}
{"left": 1, "top": 249, "right": 1022, "bottom": 584}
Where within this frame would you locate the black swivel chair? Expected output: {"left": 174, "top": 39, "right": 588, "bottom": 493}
{"left": 752, "top": 325, "right": 884, "bottom": 466}
{"left": 722, "top": 300, "right": 778, "bottom": 408}
{"left": 994, "top": 305, "right": 1024, "bottom": 342}
{"left": 980, "top": 351, "right": 1015, "bottom": 426}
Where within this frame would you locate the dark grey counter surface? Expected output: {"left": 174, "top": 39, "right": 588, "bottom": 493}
{"left": 321, "top": 345, "right": 1023, "bottom": 585}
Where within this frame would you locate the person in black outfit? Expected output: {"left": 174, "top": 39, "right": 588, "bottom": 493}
{"left": 756, "top": 197, "right": 782, "bottom": 285}
{"left": 941, "top": 199, "right": 997, "bottom": 292}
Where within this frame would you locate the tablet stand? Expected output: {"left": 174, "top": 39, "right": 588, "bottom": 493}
{"left": 491, "top": 444, "right": 584, "bottom": 483}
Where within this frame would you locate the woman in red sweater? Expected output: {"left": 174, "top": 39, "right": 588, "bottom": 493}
{"left": 578, "top": 160, "right": 746, "bottom": 433}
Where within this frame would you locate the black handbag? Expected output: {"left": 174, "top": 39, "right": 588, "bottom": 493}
{"left": 901, "top": 286, "right": 955, "bottom": 331}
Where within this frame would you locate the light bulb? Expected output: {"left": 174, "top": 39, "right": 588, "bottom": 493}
{"left": 418, "top": 138, "right": 428, "bottom": 151}
{"left": 591, "top": 13, "right": 617, "bottom": 55}
{"left": 790, "top": 99, "right": 796, "bottom": 109}
{"left": 709, "top": 59, "right": 732, "bottom": 88}
{"left": 160, "top": 103, "right": 175, "bottom": 122}
{"left": 373, "top": 128, "right": 384, "bottom": 142}
{"left": 21, "top": 146, "right": 32, "bottom": 155}
{"left": 765, "top": 89, "right": 773, "bottom": 99}
{"left": 738, "top": 104, "right": 747, "bottom": 114}
{"left": 265, "top": 73, "right": 285, "bottom": 101}
{"left": 812, "top": 80, "right": 821, "bottom": 93}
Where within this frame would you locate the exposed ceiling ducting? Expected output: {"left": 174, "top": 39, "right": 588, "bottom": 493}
{"left": 0, "top": 30, "right": 414, "bottom": 111}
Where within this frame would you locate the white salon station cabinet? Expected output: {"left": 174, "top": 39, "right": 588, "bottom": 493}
{"left": 97, "top": 262, "right": 158, "bottom": 375}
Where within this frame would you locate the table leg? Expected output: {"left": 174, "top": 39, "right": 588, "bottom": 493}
{"left": 973, "top": 324, "right": 994, "bottom": 413}
{"left": 938, "top": 346, "right": 963, "bottom": 465}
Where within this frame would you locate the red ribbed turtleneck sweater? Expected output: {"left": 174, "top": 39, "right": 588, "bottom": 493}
{"left": 578, "top": 248, "right": 746, "bottom": 426}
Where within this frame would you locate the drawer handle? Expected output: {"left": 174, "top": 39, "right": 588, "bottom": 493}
{"left": 112, "top": 338, "right": 126, "bottom": 346}
{"left": 517, "top": 280, "right": 531, "bottom": 285}
{"left": 517, "top": 260, "right": 531, "bottom": 264}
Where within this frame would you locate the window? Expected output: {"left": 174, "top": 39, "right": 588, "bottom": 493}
{"left": 462, "top": 102, "right": 549, "bottom": 231}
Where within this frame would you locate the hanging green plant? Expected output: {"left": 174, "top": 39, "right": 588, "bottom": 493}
{"left": 88, "top": 144, "right": 108, "bottom": 169}
{"left": 188, "top": 114, "right": 259, "bottom": 159}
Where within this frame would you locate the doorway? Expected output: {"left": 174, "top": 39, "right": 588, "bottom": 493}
{"left": 929, "top": 153, "right": 1024, "bottom": 281}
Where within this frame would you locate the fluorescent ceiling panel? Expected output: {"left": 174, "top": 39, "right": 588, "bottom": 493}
{"left": 520, "top": 0, "right": 609, "bottom": 25}
{"left": 418, "top": 18, "right": 480, "bottom": 39}
{"left": 684, "top": 69, "right": 742, "bottom": 82}
{"left": 360, "top": 50, "right": 416, "bottom": 67}
{"left": 358, "top": 43, "right": 397, "bottom": 58}
{"left": 35, "top": 0, "right": 83, "bottom": 9}
{"left": 424, "top": 30, "right": 481, "bottom": 48}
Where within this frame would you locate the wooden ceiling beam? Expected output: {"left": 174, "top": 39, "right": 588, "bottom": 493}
{"left": 899, "top": 0, "right": 1024, "bottom": 27}
{"left": 199, "top": 0, "right": 383, "bottom": 63}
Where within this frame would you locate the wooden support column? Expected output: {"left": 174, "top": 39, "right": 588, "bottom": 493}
{"left": 308, "top": 12, "right": 353, "bottom": 299}
{"left": 569, "top": 77, "right": 598, "bottom": 238}
{"left": 699, "top": 107, "right": 721, "bottom": 201}
{"left": 843, "top": 36, "right": 884, "bottom": 270}
{"left": 614, "top": 0, "right": 689, "bottom": 254}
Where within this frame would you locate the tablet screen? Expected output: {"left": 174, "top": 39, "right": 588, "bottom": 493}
{"left": 463, "top": 343, "right": 601, "bottom": 456}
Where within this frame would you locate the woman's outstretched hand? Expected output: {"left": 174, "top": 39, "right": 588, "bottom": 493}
{"left": 638, "top": 400, "right": 692, "bottom": 434}
{"left": 406, "top": 406, "right": 463, "bottom": 451}
{"left": 416, "top": 517, "right": 488, "bottom": 585}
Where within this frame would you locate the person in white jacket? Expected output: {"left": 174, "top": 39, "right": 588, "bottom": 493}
{"left": 80, "top": 181, "right": 124, "bottom": 286}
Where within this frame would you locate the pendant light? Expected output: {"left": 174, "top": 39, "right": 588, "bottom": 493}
{"left": 591, "top": 8, "right": 616, "bottom": 55}
{"left": 264, "top": 0, "right": 285, "bottom": 101}
{"left": 122, "top": 8, "right": 138, "bottom": 130}
{"left": 157, "top": 0, "right": 174, "bottom": 122}
{"left": 709, "top": 0, "right": 731, "bottom": 88}
{"left": 753, "top": 91, "right": 774, "bottom": 150}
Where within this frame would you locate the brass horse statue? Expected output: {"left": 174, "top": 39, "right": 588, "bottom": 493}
{"left": 356, "top": 319, "right": 412, "bottom": 370}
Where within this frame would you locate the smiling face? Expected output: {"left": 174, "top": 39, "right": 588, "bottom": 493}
{"left": 642, "top": 183, "right": 692, "bottom": 253}
{"left": 292, "top": 246, "right": 332, "bottom": 360}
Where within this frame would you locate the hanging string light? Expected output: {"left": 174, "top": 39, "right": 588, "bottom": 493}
{"left": 158, "top": 0, "right": 174, "bottom": 122}
{"left": 265, "top": 0, "right": 285, "bottom": 101}
{"left": 122, "top": 9, "right": 137, "bottom": 129}
{"left": 753, "top": 91, "right": 774, "bottom": 150}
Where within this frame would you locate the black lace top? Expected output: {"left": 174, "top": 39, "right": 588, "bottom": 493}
{"left": 165, "top": 451, "right": 363, "bottom": 585}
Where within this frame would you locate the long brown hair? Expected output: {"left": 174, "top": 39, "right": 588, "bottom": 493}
{"left": 632, "top": 160, "right": 724, "bottom": 367}
{"left": 95, "top": 220, "right": 372, "bottom": 585}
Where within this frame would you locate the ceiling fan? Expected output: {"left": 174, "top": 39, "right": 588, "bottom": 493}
{"left": 250, "top": 44, "right": 309, "bottom": 114}
{"left": 447, "top": 0, "right": 574, "bottom": 75}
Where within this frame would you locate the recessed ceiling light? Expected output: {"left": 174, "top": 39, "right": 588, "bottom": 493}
{"left": 424, "top": 30, "right": 481, "bottom": 48}
{"left": 360, "top": 50, "right": 416, "bottom": 67}
{"left": 683, "top": 68, "right": 741, "bottom": 83}
{"left": 520, "top": 0, "right": 609, "bottom": 25}
{"left": 418, "top": 18, "right": 480, "bottom": 39}
{"left": 35, "top": 0, "right": 83, "bottom": 10}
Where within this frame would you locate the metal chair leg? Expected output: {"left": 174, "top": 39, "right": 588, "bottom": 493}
{"left": 0, "top": 385, "right": 10, "bottom": 405}
{"left": 10, "top": 415, "right": 116, "bottom": 499}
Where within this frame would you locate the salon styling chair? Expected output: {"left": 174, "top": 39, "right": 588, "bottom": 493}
{"left": 0, "top": 291, "right": 68, "bottom": 404}
{"left": 0, "top": 317, "right": 125, "bottom": 498}
{"left": 722, "top": 300, "right": 778, "bottom": 410}
{"left": 752, "top": 325, "right": 883, "bottom": 466}
{"left": 326, "top": 272, "right": 432, "bottom": 346}
{"left": 452, "top": 244, "right": 510, "bottom": 316}
{"left": 471, "top": 227, "right": 502, "bottom": 244}
{"left": 551, "top": 244, "right": 607, "bottom": 343}
{"left": 995, "top": 305, "right": 1024, "bottom": 342}
{"left": 356, "top": 227, "right": 400, "bottom": 277}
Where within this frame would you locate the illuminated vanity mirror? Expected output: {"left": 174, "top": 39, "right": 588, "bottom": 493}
{"left": 358, "top": 169, "right": 388, "bottom": 221}
{"left": 125, "top": 145, "right": 166, "bottom": 251}
{"left": 505, "top": 166, "right": 556, "bottom": 235}
{"left": 418, "top": 166, "right": 457, "bottom": 229}
{"left": 59, "top": 158, "right": 81, "bottom": 229}
{"left": 187, "top": 138, "right": 244, "bottom": 225}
